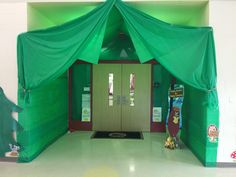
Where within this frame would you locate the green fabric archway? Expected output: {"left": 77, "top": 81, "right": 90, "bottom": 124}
{"left": 18, "top": 0, "right": 217, "bottom": 95}
{"left": 17, "top": 0, "right": 219, "bottom": 165}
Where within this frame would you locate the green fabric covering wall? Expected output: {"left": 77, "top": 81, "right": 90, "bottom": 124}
{"left": 181, "top": 84, "right": 218, "bottom": 167}
{"left": 153, "top": 65, "right": 172, "bottom": 121}
{"left": 72, "top": 64, "right": 91, "bottom": 120}
{"left": 17, "top": 74, "right": 68, "bottom": 162}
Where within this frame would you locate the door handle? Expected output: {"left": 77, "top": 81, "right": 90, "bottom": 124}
{"left": 121, "top": 96, "right": 127, "bottom": 105}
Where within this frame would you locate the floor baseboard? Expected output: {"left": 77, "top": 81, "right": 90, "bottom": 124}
{"left": 0, "top": 157, "right": 17, "bottom": 163}
{"left": 217, "top": 162, "right": 236, "bottom": 168}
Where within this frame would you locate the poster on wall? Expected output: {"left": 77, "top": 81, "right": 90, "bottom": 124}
{"left": 82, "top": 94, "right": 90, "bottom": 106}
{"left": 82, "top": 107, "right": 91, "bottom": 122}
{"left": 207, "top": 124, "right": 219, "bottom": 143}
{"left": 152, "top": 107, "right": 162, "bottom": 122}
{"left": 83, "top": 87, "right": 90, "bottom": 92}
{"left": 82, "top": 94, "right": 90, "bottom": 122}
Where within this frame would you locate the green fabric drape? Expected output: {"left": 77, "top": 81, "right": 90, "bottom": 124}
{"left": 17, "top": 0, "right": 115, "bottom": 90}
{"left": 115, "top": 1, "right": 218, "bottom": 110}
{"left": 17, "top": 0, "right": 218, "bottom": 109}
{"left": 117, "top": 2, "right": 216, "bottom": 89}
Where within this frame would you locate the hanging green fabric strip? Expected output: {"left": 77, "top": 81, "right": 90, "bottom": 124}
{"left": 18, "top": 0, "right": 217, "bottom": 98}
{"left": 116, "top": 1, "right": 216, "bottom": 90}
{"left": 115, "top": 0, "right": 218, "bottom": 109}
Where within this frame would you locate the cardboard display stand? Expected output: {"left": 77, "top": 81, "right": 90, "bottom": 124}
{"left": 165, "top": 84, "right": 184, "bottom": 149}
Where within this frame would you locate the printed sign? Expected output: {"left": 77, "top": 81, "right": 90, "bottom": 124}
{"left": 152, "top": 107, "right": 162, "bottom": 122}
{"left": 83, "top": 87, "right": 90, "bottom": 92}
{"left": 207, "top": 124, "right": 219, "bottom": 143}
{"left": 82, "top": 94, "right": 90, "bottom": 107}
{"left": 82, "top": 107, "right": 91, "bottom": 122}
{"left": 169, "top": 89, "right": 184, "bottom": 98}
{"left": 82, "top": 94, "right": 90, "bottom": 122}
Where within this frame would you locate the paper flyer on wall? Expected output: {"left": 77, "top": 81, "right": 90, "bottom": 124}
{"left": 82, "top": 94, "right": 90, "bottom": 122}
{"left": 82, "top": 107, "right": 91, "bottom": 122}
{"left": 152, "top": 107, "right": 162, "bottom": 122}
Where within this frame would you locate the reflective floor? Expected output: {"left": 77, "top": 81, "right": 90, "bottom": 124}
{"left": 0, "top": 132, "right": 235, "bottom": 177}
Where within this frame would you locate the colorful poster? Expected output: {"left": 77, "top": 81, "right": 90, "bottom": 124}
{"left": 82, "top": 107, "right": 91, "bottom": 122}
{"left": 165, "top": 84, "right": 184, "bottom": 149}
{"left": 152, "top": 107, "right": 162, "bottom": 122}
{"left": 207, "top": 124, "right": 219, "bottom": 143}
{"left": 82, "top": 94, "right": 90, "bottom": 122}
{"left": 166, "top": 84, "right": 184, "bottom": 136}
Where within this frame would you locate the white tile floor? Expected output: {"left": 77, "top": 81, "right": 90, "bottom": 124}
{"left": 0, "top": 132, "right": 235, "bottom": 177}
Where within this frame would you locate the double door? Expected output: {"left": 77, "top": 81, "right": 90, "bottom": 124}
{"left": 92, "top": 64, "right": 151, "bottom": 131}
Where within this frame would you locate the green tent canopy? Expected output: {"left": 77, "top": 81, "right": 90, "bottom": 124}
{"left": 18, "top": 0, "right": 217, "bottom": 94}
{"left": 17, "top": 0, "right": 219, "bottom": 165}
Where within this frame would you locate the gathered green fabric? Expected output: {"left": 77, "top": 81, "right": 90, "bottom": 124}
{"left": 17, "top": 0, "right": 115, "bottom": 90}
{"left": 18, "top": 0, "right": 217, "bottom": 95}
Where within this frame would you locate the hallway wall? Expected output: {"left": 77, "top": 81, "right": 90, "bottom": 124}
{"left": 0, "top": 2, "right": 27, "bottom": 103}
{"left": 17, "top": 75, "right": 68, "bottom": 162}
{"left": 209, "top": 0, "right": 236, "bottom": 163}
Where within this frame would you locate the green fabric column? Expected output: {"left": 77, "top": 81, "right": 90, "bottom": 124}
{"left": 17, "top": 75, "right": 68, "bottom": 162}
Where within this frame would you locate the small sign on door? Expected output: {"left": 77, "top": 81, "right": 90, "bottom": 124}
{"left": 153, "top": 107, "right": 162, "bottom": 122}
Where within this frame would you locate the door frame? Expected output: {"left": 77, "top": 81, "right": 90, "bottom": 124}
{"left": 68, "top": 59, "right": 165, "bottom": 132}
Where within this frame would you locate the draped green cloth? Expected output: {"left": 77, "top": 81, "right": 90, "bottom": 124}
{"left": 17, "top": 0, "right": 217, "bottom": 93}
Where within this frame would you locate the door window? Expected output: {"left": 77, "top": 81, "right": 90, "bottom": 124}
{"left": 130, "top": 73, "right": 135, "bottom": 106}
{"left": 108, "top": 73, "right": 114, "bottom": 106}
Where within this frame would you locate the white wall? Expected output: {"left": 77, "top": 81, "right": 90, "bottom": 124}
{"left": 209, "top": 0, "right": 236, "bottom": 163}
{"left": 0, "top": 3, "right": 27, "bottom": 102}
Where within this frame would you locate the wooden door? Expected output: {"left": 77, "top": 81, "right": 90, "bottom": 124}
{"left": 121, "top": 64, "right": 151, "bottom": 131}
{"left": 92, "top": 64, "right": 122, "bottom": 131}
{"left": 92, "top": 64, "right": 151, "bottom": 131}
